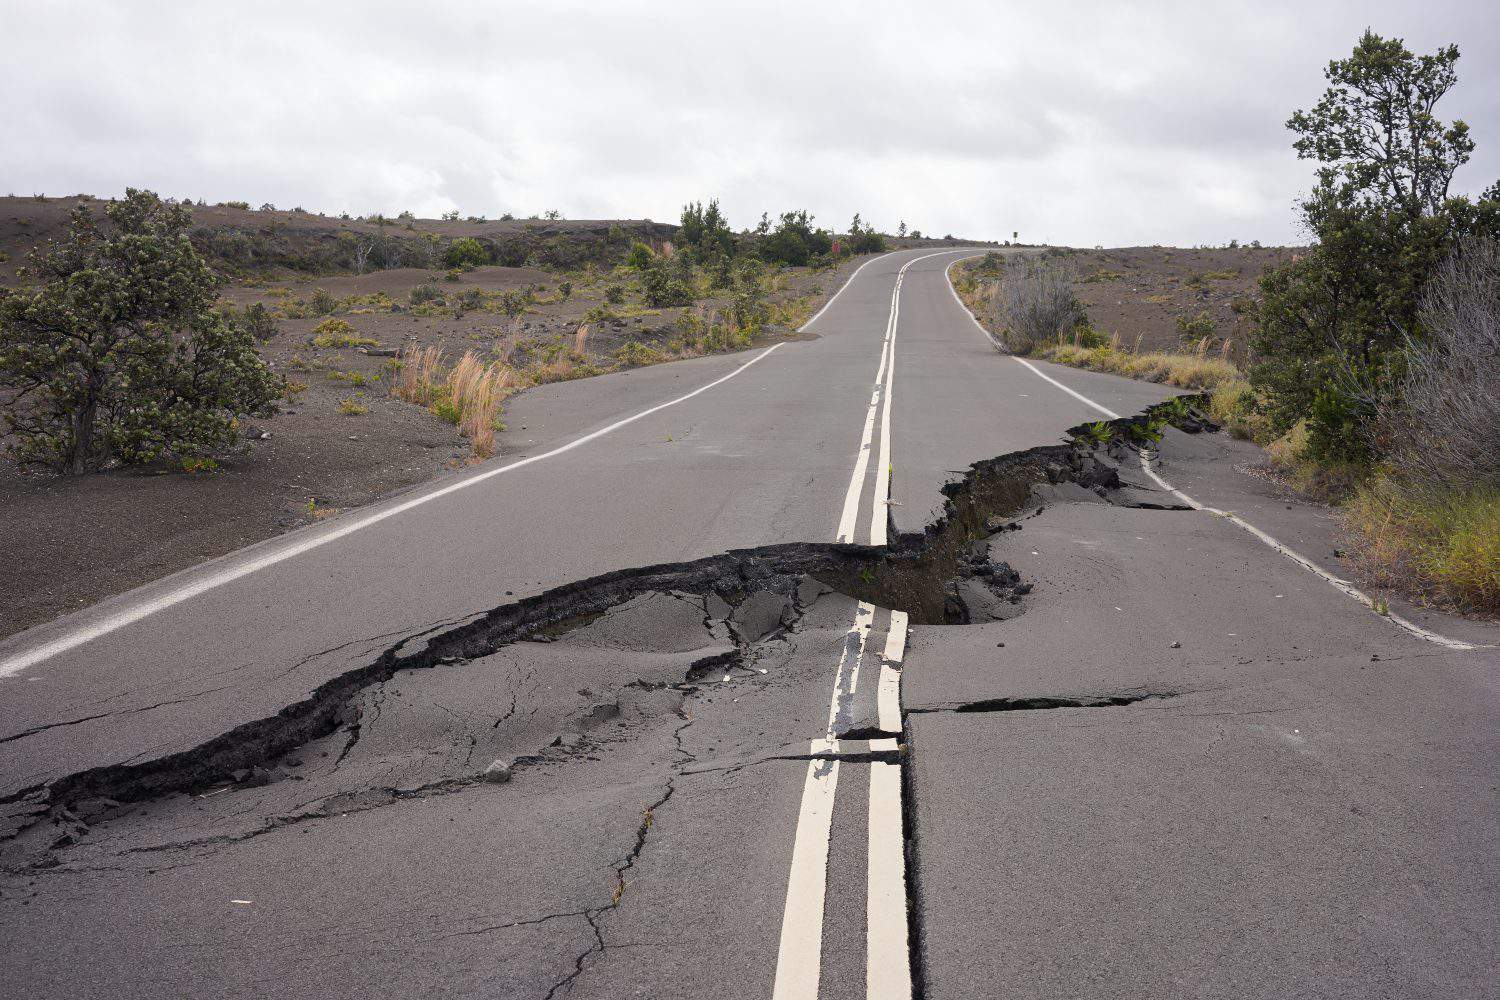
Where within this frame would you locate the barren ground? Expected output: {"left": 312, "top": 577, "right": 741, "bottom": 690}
{"left": 1053, "top": 245, "right": 1296, "bottom": 358}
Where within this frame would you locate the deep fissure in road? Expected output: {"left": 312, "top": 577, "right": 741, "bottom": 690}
{"left": 2, "top": 398, "right": 1211, "bottom": 892}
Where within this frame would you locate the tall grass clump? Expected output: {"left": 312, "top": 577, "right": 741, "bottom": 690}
{"left": 392, "top": 344, "right": 513, "bottom": 458}
{"left": 392, "top": 345, "right": 444, "bottom": 405}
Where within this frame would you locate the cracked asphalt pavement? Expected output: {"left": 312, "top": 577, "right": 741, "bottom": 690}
{"left": 2, "top": 248, "right": 1496, "bottom": 999}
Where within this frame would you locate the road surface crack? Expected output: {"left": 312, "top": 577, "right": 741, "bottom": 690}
{"left": 5, "top": 397, "right": 1209, "bottom": 865}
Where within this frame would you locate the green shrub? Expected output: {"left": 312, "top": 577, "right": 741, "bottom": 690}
{"left": 757, "top": 210, "right": 833, "bottom": 266}
{"left": 311, "top": 317, "right": 376, "bottom": 348}
{"left": 497, "top": 289, "right": 531, "bottom": 318}
{"left": 844, "top": 212, "right": 887, "bottom": 254}
{"left": 625, "top": 242, "right": 654, "bottom": 269}
{"left": 237, "top": 302, "right": 279, "bottom": 340}
{"left": 604, "top": 284, "right": 626, "bottom": 305}
{"left": 677, "top": 200, "right": 736, "bottom": 262}
{"left": 1071, "top": 320, "right": 1108, "bottom": 349}
{"left": 1175, "top": 311, "right": 1216, "bottom": 343}
{"left": 410, "top": 283, "right": 443, "bottom": 305}
{"left": 309, "top": 287, "right": 338, "bottom": 316}
{"left": 641, "top": 254, "right": 695, "bottom": 307}
{"left": 615, "top": 340, "right": 666, "bottom": 367}
{"left": 444, "top": 237, "right": 488, "bottom": 268}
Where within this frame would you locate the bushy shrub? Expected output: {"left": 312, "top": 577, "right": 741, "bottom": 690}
{"left": 309, "top": 287, "right": 338, "bottom": 316}
{"left": 0, "top": 190, "right": 281, "bottom": 473}
{"left": 728, "top": 260, "right": 769, "bottom": 333}
{"left": 1071, "top": 320, "right": 1108, "bottom": 349}
{"left": 1175, "top": 310, "right": 1216, "bottom": 344}
{"left": 444, "top": 237, "right": 488, "bottom": 268}
{"left": 1378, "top": 237, "right": 1500, "bottom": 490}
{"left": 757, "top": 211, "right": 833, "bottom": 266}
{"left": 604, "top": 284, "right": 626, "bottom": 305}
{"left": 677, "top": 200, "right": 735, "bottom": 262}
{"left": 998, "top": 260, "right": 1083, "bottom": 354}
{"left": 615, "top": 340, "right": 666, "bottom": 368}
{"left": 641, "top": 253, "right": 695, "bottom": 307}
{"left": 625, "top": 242, "right": 654, "bottom": 269}
{"left": 845, "top": 212, "right": 887, "bottom": 254}
{"left": 410, "top": 283, "right": 443, "bottom": 305}
{"left": 237, "top": 302, "right": 279, "bottom": 340}
{"left": 497, "top": 289, "right": 531, "bottom": 319}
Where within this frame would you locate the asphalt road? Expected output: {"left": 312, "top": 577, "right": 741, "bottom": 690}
{"left": 1, "top": 247, "right": 1495, "bottom": 999}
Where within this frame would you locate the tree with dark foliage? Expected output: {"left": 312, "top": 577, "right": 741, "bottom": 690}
{"left": 0, "top": 189, "right": 281, "bottom": 474}
{"left": 1252, "top": 31, "right": 1499, "bottom": 464}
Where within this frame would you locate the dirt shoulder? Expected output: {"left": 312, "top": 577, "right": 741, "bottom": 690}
{"left": 0, "top": 254, "right": 867, "bottom": 641}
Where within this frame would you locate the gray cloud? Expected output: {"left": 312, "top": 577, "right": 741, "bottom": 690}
{"left": 2, "top": 0, "right": 1496, "bottom": 246}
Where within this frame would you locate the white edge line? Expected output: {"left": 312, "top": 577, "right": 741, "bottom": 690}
{"left": 943, "top": 247, "right": 1487, "bottom": 651}
{"left": 1137, "top": 453, "right": 1482, "bottom": 651}
{"left": 2, "top": 342, "right": 794, "bottom": 677}
{"left": 1011, "top": 356, "right": 1119, "bottom": 420}
{"left": 942, "top": 255, "right": 1002, "bottom": 349}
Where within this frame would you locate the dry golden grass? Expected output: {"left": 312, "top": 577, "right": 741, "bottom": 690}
{"left": 393, "top": 344, "right": 444, "bottom": 405}
{"left": 392, "top": 344, "right": 514, "bottom": 458}
{"left": 1047, "top": 342, "right": 1240, "bottom": 391}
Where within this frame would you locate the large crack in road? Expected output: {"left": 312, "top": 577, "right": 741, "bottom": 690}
{"left": 1, "top": 397, "right": 1217, "bottom": 999}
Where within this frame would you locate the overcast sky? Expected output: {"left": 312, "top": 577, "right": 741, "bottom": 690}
{"left": 4, "top": 1, "right": 1497, "bottom": 247}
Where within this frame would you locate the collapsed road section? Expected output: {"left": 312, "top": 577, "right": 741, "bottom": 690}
{"left": 1, "top": 399, "right": 1201, "bottom": 850}
{"left": 1, "top": 398, "right": 1319, "bottom": 1000}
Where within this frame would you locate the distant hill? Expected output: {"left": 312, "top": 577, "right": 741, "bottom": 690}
{"left": 0, "top": 196, "right": 676, "bottom": 284}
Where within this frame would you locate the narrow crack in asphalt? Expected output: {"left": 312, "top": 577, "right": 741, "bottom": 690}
{"left": 912, "top": 692, "right": 1180, "bottom": 714}
{"left": 544, "top": 779, "right": 677, "bottom": 1000}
